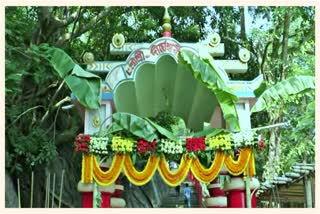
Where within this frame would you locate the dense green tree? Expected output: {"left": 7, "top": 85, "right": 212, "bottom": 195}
{"left": 5, "top": 6, "right": 315, "bottom": 207}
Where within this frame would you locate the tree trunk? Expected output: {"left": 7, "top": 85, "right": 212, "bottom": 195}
{"left": 240, "top": 6, "right": 247, "bottom": 42}
{"left": 281, "top": 10, "right": 291, "bottom": 80}
{"left": 5, "top": 170, "right": 18, "bottom": 208}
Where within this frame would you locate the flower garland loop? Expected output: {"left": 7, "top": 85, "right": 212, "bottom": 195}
{"left": 93, "top": 154, "right": 124, "bottom": 186}
{"left": 190, "top": 150, "right": 225, "bottom": 182}
{"left": 224, "top": 147, "right": 252, "bottom": 176}
{"left": 158, "top": 154, "right": 192, "bottom": 187}
{"left": 122, "top": 154, "right": 159, "bottom": 186}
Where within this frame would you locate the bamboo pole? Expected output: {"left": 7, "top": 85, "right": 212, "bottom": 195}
{"left": 17, "top": 178, "right": 21, "bottom": 208}
{"left": 44, "top": 175, "right": 48, "bottom": 207}
{"left": 245, "top": 168, "right": 251, "bottom": 208}
{"left": 58, "top": 169, "right": 65, "bottom": 208}
{"left": 251, "top": 122, "right": 289, "bottom": 131}
{"left": 51, "top": 173, "right": 56, "bottom": 208}
{"left": 30, "top": 171, "right": 34, "bottom": 208}
{"left": 47, "top": 173, "right": 51, "bottom": 208}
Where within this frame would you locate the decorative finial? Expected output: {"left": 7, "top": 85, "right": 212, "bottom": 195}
{"left": 162, "top": 6, "right": 172, "bottom": 37}
{"left": 239, "top": 48, "right": 250, "bottom": 63}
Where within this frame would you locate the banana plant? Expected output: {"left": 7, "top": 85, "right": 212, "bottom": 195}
{"left": 33, "top": 44, "right": 102, "bottom": 109}
{"left": 178, "top": 50, "right": 240, "bottom": 130}
{"left": 251, "top": 75, "right": 315, "bottom": 113}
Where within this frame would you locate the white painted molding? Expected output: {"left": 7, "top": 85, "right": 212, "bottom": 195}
{"left": 205, "top": 196, "right": 227, "bottom": 207}
{"left": 250, "top": 177, "right": 260, "bottom": 190}
{"left": 98, "top": 184, "right": 115, "bottom": 193}
{"left": 110, "top": 198, "right": 126, "bottom": 208}
{"left": 208, "top": 183, "right": 222, "bottom": 189}
{"left": 115, "top": 184, "right": 124, "bottom": 191}
{"left": 223, "top": 177, "right": 245, "bottom": 192}
{"left": 77, "top": 182, "right": 94, "bottom": 192}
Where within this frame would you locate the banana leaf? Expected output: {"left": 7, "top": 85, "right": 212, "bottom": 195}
{"left": 178, "top": 50, "right": 240, "bottom": 130}
{"left": 251, "top": 75, "right": 315, "bottom": 113}
{"left": 112, "top": 112, "right": 158, "bottom": 142}
{"left": 191, "top": 127, "right": 225, "bottom": 137}
{"left": 38, "top": 44, "right": 101, "bottom": 109}
{"left": 145, "top": 118, "right": 179, "bottom": 141}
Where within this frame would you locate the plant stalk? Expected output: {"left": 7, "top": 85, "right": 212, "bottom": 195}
{"left": 51, "top": 173, "right": 56, "bottom": 208}
{"left": 17, "top": 178, "right": 21, "bottom": 208}
{"left": 30, "top": 171, "right": 34, "bottom": 208}
{"left": 58, "top": 169, "right": 65, "bottom": 208}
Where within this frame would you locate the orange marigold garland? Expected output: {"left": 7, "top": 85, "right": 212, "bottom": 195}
{"left": 190, "top": 150, "right": 225, "bottom": 182}
{"left": 225, "top": 147, "right": 252, "bottom": 176}
{"left": 248, "top": 151, "right": 256, "bottom": 177}
{"left": 92, "top": 154, "right": 124, "bottom": 186}
{"left": 122, "top": 154, "right": 159, "bottom": 186}
{"left": 81, "top": 154, "right": 93, "bottom": 183}
{"left": 158, "top": 154, "right": 192, "bottom": 187}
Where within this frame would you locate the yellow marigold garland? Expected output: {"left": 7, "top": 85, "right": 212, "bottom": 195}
{"left": 92, "top": 154, "right": 124, "bottom": 186}
{"left": 225, "top": 147, "right": 251, "bottom": 176}
{"left": 158, "top": 154, "right": 192, "bottom": 187}
{"left": 81, "top": 147, "right": 256, "bottom": 186}
{"left": 190, "top": 150, "right": 225, "bottom": 182}
{"left": 81, "top": 154, "right": 93, "bottom": 183}
{"left": 122, "top": 154, "right": 159, "bottom": 186}
{"left": 111, "top": 136, "right": 134, "bottom": 153}
{"left": 249, "top": 151, "right": 256, "bottom": 177}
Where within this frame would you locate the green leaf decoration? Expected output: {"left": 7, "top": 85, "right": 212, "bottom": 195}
{"left": 192, "top": 127, "right": 225, "bottom": 137}
{"left": 38, "top": 45, "right": 101, "bottom": 109}
{"left": 145, "top": 118, "right": 179, "bottom": 141}
{"left": 251, "top": 75, "right": 315, "bottom": 113}
{"left": 253, "top": 81, "right": 268, "bottom": 97}
{"left": 112, "top": 112, "right": 158, "bottom": 142}
{"left": 178, "top": 50, "right": 240, "bottom": 130}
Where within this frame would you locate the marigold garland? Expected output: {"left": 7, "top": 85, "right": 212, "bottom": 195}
{"left": 224, "top": 147, "right": 251, "bottom": 176}
{"left": 81, "top": 148, "right": 256, "bottom": 186}
{"left": 81, "top": 154, "right": 93, "bottom": 183}
{"left": 122, "top": 154, "right": 159, "bottom": 186}
{"left": 190, "top": 150, "right": 225, "bottom": 182}
{"left": 158, "top": 155, "right": 192, "bottom": 187}
{"left": 249, "top": 151, "right": 256, "bottom": 176}
{"left": 92, "top": 154, "right": 124, "bottom": 186}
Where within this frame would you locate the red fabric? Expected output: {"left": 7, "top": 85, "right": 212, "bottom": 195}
{"left": 100, "top": 192, "right": 111, "bottom": 208}
{"left": 207, "top": 205, "right": 227, "bottom": 208}
{"left": 209, "top": 179, "right": 225, "bottom": 197}
{"left": 228, "top": 190, "right": 245, "bottom": 208}
{"left": 251, "top": 192, "right": 257, "bottom": 208}
{"left": 82, "top": 192, "right": 93, "bottom": 208}
{"left": 113, "top": 189, "right": 123, "bottom": 198}
{"left": 210, "top": 187, "right": 225, "bottom": 197}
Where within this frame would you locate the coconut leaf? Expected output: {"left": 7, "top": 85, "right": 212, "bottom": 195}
{"left": 178, "top": 50, "right": 240, "bottom": 130}
{"left": 112, "top": 112, "right": 158, "bottom": 142}
{"left": 38, "top": 45, "right": 101, "bottom": 109}
{"left": 251, "top": 75, "right": 315, "bottom": 113}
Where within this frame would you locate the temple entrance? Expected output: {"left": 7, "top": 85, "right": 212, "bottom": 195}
{"left": 73, "top": 7, "right": 262, "bottom": 208}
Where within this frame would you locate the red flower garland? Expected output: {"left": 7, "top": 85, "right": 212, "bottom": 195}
{"left": 75, "top": 134, "right": 91, "bottom": 153}
{"left": 136, "top": 139, "right": 157, "bottom": 155}
{"left": 186, "top": 137, "right": 206, "bottom": 152}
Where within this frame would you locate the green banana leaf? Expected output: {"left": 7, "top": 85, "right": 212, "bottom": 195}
{"left": 251, "top": 75, "right": 315, "bottom": 113}
{"left": 178, "top": 50, "right": 240, "bottom": 130}
{"left": 145, "top": 118, "right": 179, "bottom": 141}
{"left": 38, "top": 45, "right": 101, "bottom": 109}
{"left": 191, "top": 127, "right": 225, "bottom": 137}
{"left": 112, "top": 112, "right": 158, "bottom": 142}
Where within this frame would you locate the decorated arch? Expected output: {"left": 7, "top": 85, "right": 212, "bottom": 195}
{"left": 72, "top": 7, "right": 264, "bottom": 208}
